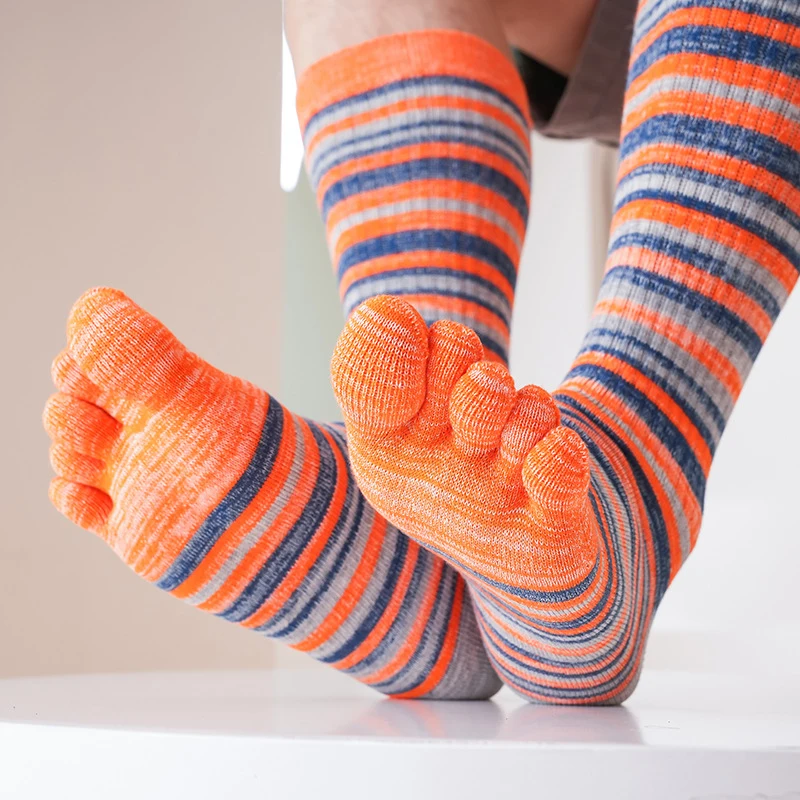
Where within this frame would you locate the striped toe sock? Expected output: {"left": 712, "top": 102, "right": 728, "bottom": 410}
{"left": 329, "top": 2, "right": 800, "bottom": 704}
{"left": 296, "top": 29, "right": 532, "bottom": 366}
{"left": 45, "top": 288, "right": 500, "bottom": 700}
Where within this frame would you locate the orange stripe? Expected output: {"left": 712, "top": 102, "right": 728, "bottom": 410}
{"left": 296, "top": 30, "right": 531, "bottom": 131}
{"left": 332, "top": 210, "right": 521, "bottom": 269}
{"left": 618, "top": 142, "right": 800, "bottom": 228}
{"left": 325, "top": 180, "right": 527, "bottom": 243}
{"left": 630, "top": 6, "right": 800, "bottom": 65}
{"left": 331, "top": 543, "right": 421, "bottom": 671}
{"left": 338, "top": 251, "right": 516, "bottom": 305}
{"left": 170, "top": 403, "right": 301, "bottom": 601}
{"left": 196, "top": 417, "right": 323, "bottom": 614}
{"left": 305, "top": 93, "right": 529, "bottom": 163}
{"left": 239, "top": 426, "right": 353, "bottom": 629}
{"left": 611, "top": 200, "right": 793, "bottom": 319}
{"left": 593, "top": 297, "right": 743, "bottom": 401}
{"left": 293, "top": 514, "right": 388, "bottom": 652}
{"left": 623, "top": 91, "right": 799, "bottom": 150}
{"left": 315, "top": 142, "right": 530, "bottom": 208}
{"left": 391, "top": 578, "right": 465, "bottom": 699}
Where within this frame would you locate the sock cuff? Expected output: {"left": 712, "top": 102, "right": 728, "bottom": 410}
{"left": 295, "top": 29, "right": 532, "bottom": 135}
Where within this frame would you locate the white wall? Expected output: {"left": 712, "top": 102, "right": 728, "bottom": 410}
{"left": 0, "top": 0, "right": 285, "bottom": 677}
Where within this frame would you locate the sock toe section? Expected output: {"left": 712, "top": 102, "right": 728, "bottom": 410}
{"left": 49, "top": 442, "right": 106, "bottom": 487}
{"left": 449, "top": 362, "right": 516, "bottom": 455}
{"left": 332, "top": 295, "right": 429, "bottom": 436}
{"left": 49, "top": 477, "right": 112, "bottom": 536}
{"left": 499, "top": 385, "right": 560, "bottom": 470}
{"left": 67, "top": 287, "right": 195, "bottom": 407}
{"left": 416, "top": 320, "right": 484, "bottom": 432}
{"left": 43, "top": 393, "right": 121, "bottom": 459}
{"left": 522, "top": 425, "right": 591, "bottom": 514}
{"left": 51, "top": 349, "right": 101, "bottom": 404}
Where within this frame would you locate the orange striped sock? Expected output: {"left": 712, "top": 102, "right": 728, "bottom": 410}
{"left": 331, "top": 0, "right": 800, "bottom": 704}
{"left": 44, "top": 288, "right": 499, "bottom": 699}
{"left": 297, "top": 29, "right": 531, "bottom": 364}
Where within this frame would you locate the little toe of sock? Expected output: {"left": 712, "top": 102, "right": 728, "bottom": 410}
{"left": 67, "top": 287, "right": 197, "bottom": 409}
{"left": 331, "top": 295, "right": 429, "bottom": 436}
{"left": 49, "top": 477, "right": 112, "bottom": 536}
{"left": 43, "top": 393, "right": 121, "bottom": 460}
{"left": 449, "top": 361, "right": 516, "bottom": 456}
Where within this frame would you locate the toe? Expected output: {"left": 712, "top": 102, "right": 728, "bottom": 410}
{"left": 521, "top": 426, "right": 600, "bottom": 586}
{"left": 449, "top": 361, "right": 516, "bottom": 456}
{"left": 499, "top": 385, "right": 560, "bottom": 473}
{"left": 49, "top": 477, "right": 111, "bottom": 536}
{"left": 51, "top": 349, "right": 101, "bottom": 404}
{"left": 43, "top": 393, "right": 121, "bottom": 459}
{"left": 49, "top": 442, "right": 106, "bottom": 487}
{"left": 331, "top": 295, "right": 429, "bottom": 436}
{"left": 522, "top": 425, "right": 591, "bottom": 516}
{"left": 416, "top": 320, "right": 483, "bottom": 432}
{"left": 67, "top": 287, "right": 197, "bottom": 408}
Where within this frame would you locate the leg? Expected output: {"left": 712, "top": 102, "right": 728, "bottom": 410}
{"left": 332, "top": 0, "right": 800, "bottom": 702}
{"left": 41, "top": 0, "right": 537, "bottom": 700}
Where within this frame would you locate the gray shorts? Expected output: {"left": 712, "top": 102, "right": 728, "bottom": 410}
{"left": 514, "top": 0, "right": 638, "bottom": 146}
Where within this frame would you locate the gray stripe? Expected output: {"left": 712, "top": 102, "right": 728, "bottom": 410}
{"left": 343, "top": 273, "right": 512, "bottom": 323}
{"left": 625, "top": 73, "right": 800, "bottom": 121}
{"left": 329, "top": 196, "right": 524, "bottom": 255}
{"left": 303, "top": 81, "right": 528, "bottom": 145}
{"left": 583, "top": 319, "right": 732, "bottom": 445}
{"left": 307, "top": 114, "right": 530, "bottom": 186}
{"left": 185, "top": 414, "right": 310, "bottom": 606}
{"left": 615, "top": 172, "right": 800, "bottom": 268}
{"left": 596, "top": 273, "right": 756, "bottom": 379}
{"left": 611, "top": 217, "right": 790, "bottom": 310}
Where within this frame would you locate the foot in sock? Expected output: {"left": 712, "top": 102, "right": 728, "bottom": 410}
{"left": 332, "top": 296, "right": 636, "bottom": 703}
{"left": 44, "top": 287, "right": 500, "bottom": 699}
{"left": 333, "top": 0, "right": 800, "bottom": 704}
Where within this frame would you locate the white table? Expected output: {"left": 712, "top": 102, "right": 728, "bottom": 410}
{"left": 1, "top": 668, "right": 798, "bottom": 799}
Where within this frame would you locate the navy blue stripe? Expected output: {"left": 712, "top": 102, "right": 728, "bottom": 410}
{"left": 563, "top": 362, "right": 707, "bottom": 511}
{"left": 304, "top": 75, "right": 528, "bottom": 137}
{"left": 603, "top": 265, "right": 764, "bottom": 362}
{"left": 321, "top": 534, "right": 412, "bottom": 664}
{"left": 310, "top": 121, "right": 529, "bottom": 186}
{"left": 619, "top": 161, "right": 800, "bottom": 263}
{"left": 321, "top": 158, "right": 529, "bottom": 223}
{"left": 615, "top": 179, "right": 800, "bottom": 288}
{"left": 337, "top": 228, "right": 518, "bottom": 292}
{"left": 636, "top": 0, "right": 800, "bottom": 38}
{"left": 372, "top": 566, "right": 456, "bottom": 694}
{"left": 344, "top": 267, "right": 513, "bottom": 317}
{"left": 629, "top": 25, "right": 800, "bottom": 84}
{"left": 581, "top": 332, "right": 727, "bottom": 445}
{"left": 558, "top": 393, "right": 677, "bottom": 602}
{"left": 259, "top": 490, "right": 367, "bottom": 639}
{"left": 156, "top": 398, "right": 284, "bottom": 593}
{"left": 610, "top": 221, "right": 785, "bottom": 322}
{"left": 220, "top": 423, "right": 343, "bottom": 623}
{"left": 621, "top": 117, "right": 800, "bottom": 210}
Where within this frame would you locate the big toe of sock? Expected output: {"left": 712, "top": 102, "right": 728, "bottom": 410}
{"left": 331, "top": 296, "right": 429, "bottom": 437}
{"left": 67, "top": 287, "right": 197, "bottom": 408}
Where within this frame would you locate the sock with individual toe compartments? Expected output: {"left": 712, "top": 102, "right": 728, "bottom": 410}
{"left": 331, "top": 0, "right": 800, "bottom": 704}
{"left": 44, "top": 29, "right": 533, "bottom": 699}
{"left": 296, "top": 29, "right": 532, "bottom": 364}
{"left": 44, "top": 288, "right": 499, "bottom": 699}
